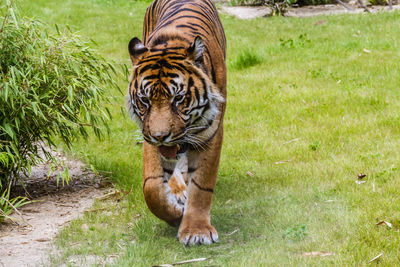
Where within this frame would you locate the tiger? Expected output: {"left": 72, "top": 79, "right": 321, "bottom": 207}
{"left": 127, "top": 0, "right": 226, "bottom": 246}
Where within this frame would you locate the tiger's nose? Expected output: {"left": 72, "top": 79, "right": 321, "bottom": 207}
{"left": 150, "top": 131, "right": 170, "bottom": 142}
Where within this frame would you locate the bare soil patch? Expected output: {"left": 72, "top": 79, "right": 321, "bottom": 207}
{"left": 0, "top": 150, "right": 109, "bottom": 267}
{"left": 220, "top": 6, "right": 273, "bottom": 19}
{"left": 220, "top": 3, "right": 400, "bottom": 19}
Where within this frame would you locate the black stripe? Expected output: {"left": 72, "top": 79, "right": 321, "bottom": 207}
{"left": 143, "top": 175, "right": 164, "bottom": 190}
{"left": 139, "top": 63, "right": 159, "bottom": 74}
{"left": 164, "top": 167, "right": 196, "bottom": 175}
{"left": 156, "top": 15, "right": 214, "bottom": 37}
{"left": 170, "top": 79, "right": 178, "bottom": 87}
{"left": 192, "top": 179, "right": 213, "bottom": 193}
{"left": 176, "top": 24, "right": 197, "bottom": 32}
{"left": 191, "top": 112, "right": 211, "bottom": 126}
{"left": 186, "top": 4, "right": 217, "bottom": 30}
{"left": 143, "top": 74, "right": 159, "bottom": 80}
{"left": 138, "top": 52, "right": 186, "bottom": 64}
{"left": 163, "top": 168, "right": 173, "bottom": 174}
{"left": 166, "top": 72, "right": 179, "bottom": 79}
{"left": 188, "top": 77, "right": 194, "bottom": 89}
{"left": 210, "top": 62, "right": 217, "bottom": 84}
{"left": 202, "top": 121, "right": 221, "bottom": 145}
{"left": 191, "top": 101, "right": 209, "bottom": 112}
{"left": 169, "top": 61, "right": 190, "bottom": 73}
{"left": 188, "top": 22, "right": 208, "bottom": 36}
{"left": 167, "top": 56, "right": 186, "bottom": 61}
{"left": 149, "top": 46, "right": 186, "bottom": 52}
{"left": 194, "top": 87, "right": 200, "bottom": 101}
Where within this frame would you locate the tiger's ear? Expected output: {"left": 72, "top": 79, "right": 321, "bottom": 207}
{"left": 187, "top": 36, "right": 204, "bottom": 64}
{"left": 128, "top": 37, "right": 148, "bottom": 65}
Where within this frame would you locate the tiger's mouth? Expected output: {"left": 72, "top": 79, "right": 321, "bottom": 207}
{"left": 158, "top": 143, "right": 188, "bottom": 159}
{"left": 158, "top": 145, "right": 178, "bottom": 159}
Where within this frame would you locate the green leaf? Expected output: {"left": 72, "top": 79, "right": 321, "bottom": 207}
{"left": 1, "top": 123, "right": 15, "bottom": 140}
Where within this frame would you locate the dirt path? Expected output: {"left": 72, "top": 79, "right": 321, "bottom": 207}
{"left": 0, "top": 150, "right": 108, "bottom": 267}
{"left": 220, "top": 4, "right": 400, "bottom": 19}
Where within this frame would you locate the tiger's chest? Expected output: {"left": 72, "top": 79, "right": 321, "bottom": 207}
{"left": 161, "top": 149, "right": 200, "bottom": 184}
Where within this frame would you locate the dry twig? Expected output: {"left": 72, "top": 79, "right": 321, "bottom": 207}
{"left": 274, "top": 160, "right": 292, "bottom": 164}
{"left": 0, "top": 196, "right": 32, "bottom": 227}
{"left": 153, "top": 257, "right": 208, "bottom": 267}
{"left": 357, "top": 0, "right": 371, "bottom": 13}
{"left": 301, "top": 251, "right": 333, "bottom": 257}
{"left": 226, "top": 228, "right": 239, "bottom": 236}
{"left": 368, "top": 253, "right": 383, "bottom": 263}
{"left": 282, "top": 138, "right": 301, "bottom": 145}
{"left": 97, "top": 185, "right": 133, "bottom": 201}
{"left": 336, "top": 0, "right": 355, "bottom": 10}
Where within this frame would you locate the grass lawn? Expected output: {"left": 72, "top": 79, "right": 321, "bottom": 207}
{"left": 18, "top": 0, "right": 400, "bottom": 266}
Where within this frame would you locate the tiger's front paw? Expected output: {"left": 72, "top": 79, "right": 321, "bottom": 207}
{"left": 178, "top": 221, "right": 218, "bottom": 246}
{"left": 168, "top": 174, "right": 187, "bottom": 205}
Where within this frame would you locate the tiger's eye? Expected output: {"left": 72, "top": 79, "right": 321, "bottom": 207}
{"left": 174, "top": 95, "right": 184, "bottom": 103}
{"left": 139, "top": 95, "right": 150, "bottom": 105}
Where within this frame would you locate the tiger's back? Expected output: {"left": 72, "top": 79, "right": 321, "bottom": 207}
{"left": 143, "top": 0, "right": 226, "bottom": 94}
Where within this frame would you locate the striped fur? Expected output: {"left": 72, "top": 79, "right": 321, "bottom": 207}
{"left": 127, "top": 0, "right": 226, "bottom": 245}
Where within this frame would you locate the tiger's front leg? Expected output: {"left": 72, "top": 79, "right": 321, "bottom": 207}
{"left": 177, "top": 127, "right": 223, "bottom": 246}
{"left": 168, "top": 153, "right": 188, "bottom": 205}
{"left": 142, "top": 142, "right": 184, "bottom": 226}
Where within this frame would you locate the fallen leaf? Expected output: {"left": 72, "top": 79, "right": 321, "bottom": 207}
{"left": 246, "top": 171, "right": 254, "bottom": 177}
{"left": 368, "top": 253, "right": 383, "bottom": 263}
{"left": 355, "top": 180, "right": 366, "bottom": 185}
{"left": 376, "top": 220, "right": 392, "bottom": 229}
{"left": 314, "top": 20, "right": 327, "bottom": 26}
{"left": 35, "top": 238, "right": 51, "bottom": 242}
{"left": 337, "top": 80, "right": 341, "bottom": 84}
{"left": 363, "top": 48, "right": 371, "bottom": 53}
{"left": 357, "top": 173, "right": 366, "bottom": 179}
{"left": 301, "top": 251, "right": 333, "bottom": 257}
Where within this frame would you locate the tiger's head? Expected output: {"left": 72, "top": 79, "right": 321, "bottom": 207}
{"left": 127, "top": 35, "right": 224, "bottom": 157}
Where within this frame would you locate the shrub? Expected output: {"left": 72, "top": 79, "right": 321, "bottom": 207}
{"left": 295, "top": 0, "right": 333, "bottom": 6}
{"left": 0, "top": 0, "right": 118, "bottom": 217}
{"left": 230, "top": 0, "right": 266, "bottom": 5}
{"left": 229, "top": 0, "right": 336, "bottom": 8}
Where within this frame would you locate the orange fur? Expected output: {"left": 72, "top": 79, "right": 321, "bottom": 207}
{"left": 127, "top": 0, "right": 226, "bottom": 245}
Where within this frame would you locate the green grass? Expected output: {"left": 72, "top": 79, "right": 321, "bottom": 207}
{"left": 231, "top": 48, "right": 263, "bottom": 70}
{"left": 18, "top": 0, "right": 400, "bottom": 266}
